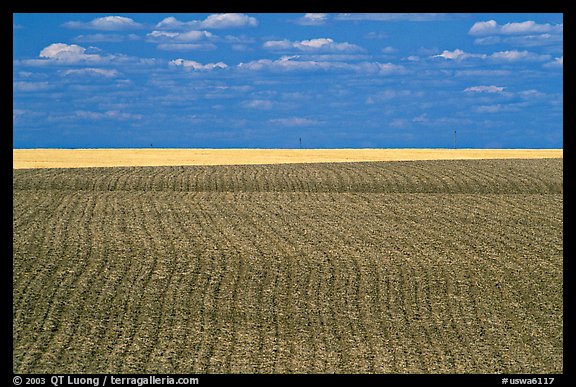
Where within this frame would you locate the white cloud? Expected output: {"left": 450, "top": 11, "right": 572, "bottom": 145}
{"left": 63, "top": 16, "right": 142, "bottom": 31}
{"left": 60, "top": 68, "right": 120, "bottom": 78}
{"left": 505, "top": 34, "right": 562, "bottom": 47}
{"left": 157, "top": 43, "right": 217, "bottom": 51}
{"left": 13, "top": 109, "right": 26, "bottom": 121}
{"left": 238, "top": 56, "right": 329, "bottom": 72}
{"left": 73, "top": 33, "right": 140, "bottom": 43}
{"left": 155, "top": 17, "right": 188, "bottom": 30}
{"left": 74, "top": 110, "right": 143, "bottom": 120}
{"left": 464, "top": 85, "right": 505, "bottom": 93}
{"left": 376, "top": 63, "right": 406, "bottom": 75}
{"left": 202, "top": 13, "right": 258, "bottom": 29}
{"left": 40, "top": 43, "right": 86, "bottom": 58}
{"left": 468, "top": 20, "right": 498, "bottom": 35}
{"left": 269, "top": 117, "right": 321, "bottom": 126}
{"left": 455, "top": 69, "right": 512, "bottom": 77}
{"left": 295, "top": 54, "right": 371, "bottom": 62}
{"left": 238, "top": 55, "right": 404, "bottom": 75}
{"left": 262, "top": 40, "right": 292, "bottom": 50}
{"left": 169, "top": 58, "right": 228, "bottom": 71}
{"left": 518, "top": 89, "right": 545, "bottom": 99}
{"left": 433, "top": 48, "right": 550, "bottom": 62}
{"left": 263, "top": 38, "right": 364, "bottom": 53}
{"left": 474, "top": 104, "right": 510, "bottom": 113}
{"left": 23, "top": 44, "right": 153, "bottom": 67}
{"left": 146, "top": 30, "right": 216, "bottom": 51}
{"left": 335, "top": 13, "right": 457, "bottom": 22}
{"left": 26, "top": 43, "right": 111, "bottom": 65}
{"left": 553, "top": 56, "right": 563, "bottom": 66}
{"left": 17, "top": 71, "right": 35, "bottom": 78}
{"left": 13, "top": 81, "right": 52, "bottom": 92}
{"left": 146, "top": 30, "right": 213, "bottom": 43}
{"left": 543, "top": 56, "right": 563, "bottom": 68}
{"left": 412, "top": 113, "right": 428, "bottom": 123}
{"left": 298, "top": 38, "right": 335, "bottom": 49}
{"left": 501, "top": 21, "right": 561, "bottom": 35}
{"left": 470, "top": 20, "right": 563, "bottom": 48}
{"left": 469, "top": 20, "right": 563, "bottom": 36}
{"left": 472, "top": 36, "right": 502, "bottom": 45}
{"left": 490, "top": 50, "right": 550, "bottom": 62}
{"left": 433, "top": 49, "right": 486, "bottom": 61}
{"left": 155, "top": 14, "right": 257, "bottom": 30}
{"left": 296, "top": 13, "right": 328, "bottom": 26}
{"left": 242, "top": 99, "right": 274, "bottom": 110}
{"left": 366, "top": 89, "right": 419, "bottom": 103}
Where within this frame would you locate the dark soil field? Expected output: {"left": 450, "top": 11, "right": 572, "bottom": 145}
{"left": 13, "top": 158, "right": 563, "bottom": 373}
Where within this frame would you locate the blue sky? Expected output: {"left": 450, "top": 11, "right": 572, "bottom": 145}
{"left": 13, "top": 13, "right": 563, "bottom": 149}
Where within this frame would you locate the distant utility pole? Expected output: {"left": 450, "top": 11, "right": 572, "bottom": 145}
{"left": 299, "top": 137, "right": 302, "bottom": 149}
{"left": 453, "top": 130, "right": 457, "bottom": 149}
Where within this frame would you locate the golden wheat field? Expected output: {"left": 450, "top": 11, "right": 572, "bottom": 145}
{"left": 12, "top": 148, "right": 562, "bottom": 169}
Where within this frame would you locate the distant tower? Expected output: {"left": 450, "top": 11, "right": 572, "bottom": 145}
{"left": 299, "top": 137, "right": 302, "bottom": 149}
{"left": 453, "top": 130, "right": 457, "bottom": 149}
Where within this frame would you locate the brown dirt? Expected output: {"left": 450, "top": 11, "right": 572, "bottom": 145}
{"left": 13, "top": 158, "right": 563, "bottom": 373}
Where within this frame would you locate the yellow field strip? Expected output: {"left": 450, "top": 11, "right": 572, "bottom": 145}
{"left": 13, "top": 148, "right": 563, "bottom": 169}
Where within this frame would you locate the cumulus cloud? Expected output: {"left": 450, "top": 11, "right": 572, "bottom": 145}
{"left": 155, "top": 17, "right": 187, "bottom": 30}
{"left": 20, "top": 43, "right": 159, "bottom": 68}
{"left": 296, "top": 13, "right": 328, "bottom": 26}
{"left": 63, "top": 16, "right": 143, "bottom": 31}
{"left": 155, "top": 14, "right": 258, "bottom": 30}
{"left": 73, "top": 33, "right": 141, "bottom": 43}
{"left": 469, "top": 20, "right": 563, "bottom": 48}
{"left": 238, "top": 56, "right": 330, "bottom": 72}
{"left": 433, "top": 48, "right": 550, "bottom": 62}
{"left": 238, "top": 55, "right": 405, "bottom": 75}
{"left": 473, "top": 33, "right": 563, "bottom": 47}
{"left": 23, "top": 43, "right": 111, "bottom": 65}
{"left": 468, "top": 20, "right": 498, "bottom": 35}
{"left": 40, "top": 43, "right": 88, "bottom": 58}
{"left": 469, "top": 20, "right": 563, "bottom": 36}
{"left": 202, "top": 13, "right": 258, "bottom": 29}
{"left": 490, "top": 50, "right": 551, "bottom": 62}
{"left": 464, "top": 85, "right": 505, "bottom": 93}
{"left": 169, "top": 58, "right": 228, "bottom": 71}
{"left": 433, "top": 49, "right": 486, "bottom": 61}
{"left": 145, "top": 30, "right": 216, "bottom": 51}
{"left": 263, "top": 38, "right": 364, "bottom": 53}
{"left": 146, "top": 30, "right": 213, "bottom": 42}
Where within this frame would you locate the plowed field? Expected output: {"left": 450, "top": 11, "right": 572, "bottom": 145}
{"left": 13, "top": 158, "right": 563, "bottom": 373}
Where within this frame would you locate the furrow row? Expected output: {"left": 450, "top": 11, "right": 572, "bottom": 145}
{"left": 13, "top": 159, "right": 563, "bottom": 194}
